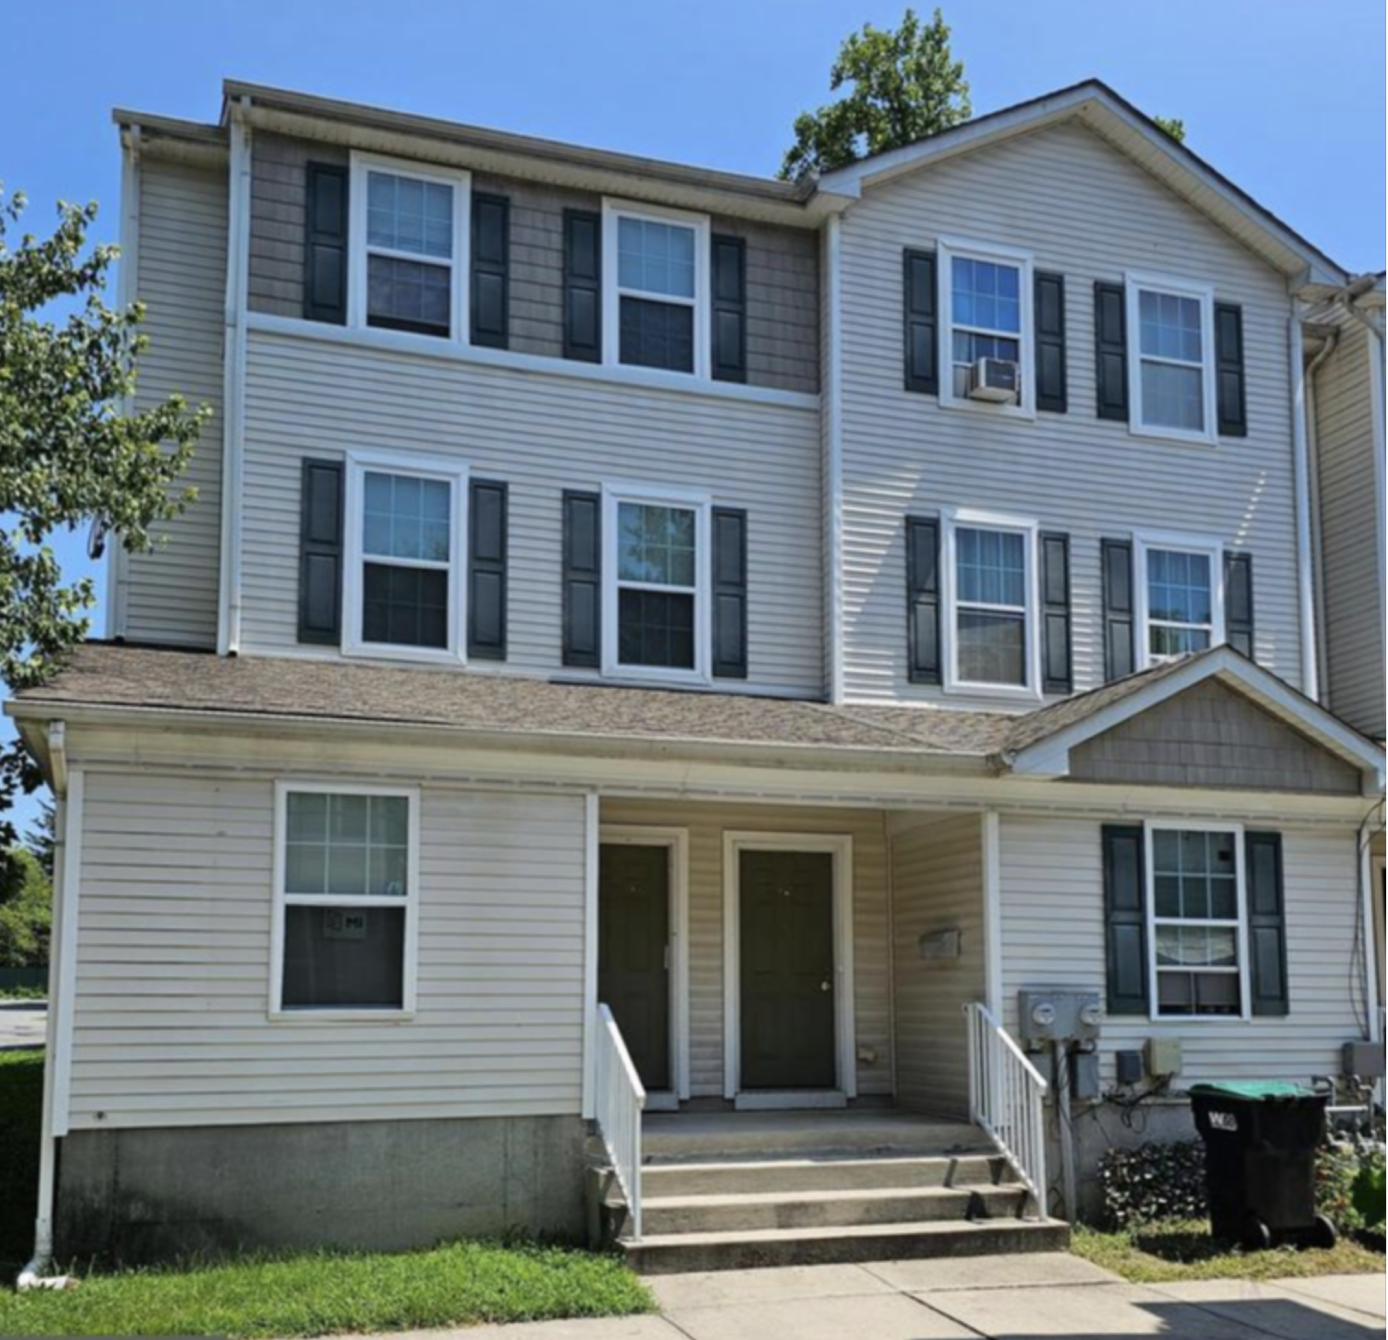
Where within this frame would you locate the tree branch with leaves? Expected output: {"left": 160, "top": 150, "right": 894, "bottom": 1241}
{"left": 0, "top": 186, "right": 209, "bottom": 843}
{"left": 780, "top": 7, "right": 971, "bottom": 181}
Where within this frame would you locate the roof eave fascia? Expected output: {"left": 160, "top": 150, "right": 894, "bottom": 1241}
{"left": 221, "top": 81, "right": 843, "bottom": 227}
{"left": 112, "top": 108, "right": 228, "bottom": 168}
{"left": 822, "top": 83, "right": 1346, "bottom": 288}
{"left": 6, "top": 698, "right": 994, "bottom": 779}
{"left": 1006, "top": 647, "right": 1386, "bottom": 795}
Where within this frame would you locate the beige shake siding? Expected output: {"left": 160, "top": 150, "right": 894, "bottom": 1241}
{"left": 1312, "top": 312, "right": 1385, "bottom": 739}
{"left": 239, "top": 329, "right": 825, "bottom": 696}
{"left": 111, "top": 158, "right": 227, "bottom": 649}
{"left": 836, "top": 121, "right": 1303, "bottom": 705}
{"left": 999, "top": 815, "right": 1363, "bottom": 1087}
{"left": 599, "top": 799, "right": 893, "bottom": 1100}
{"left": 68, "top": 771, "right": 587, "bottom": 1130}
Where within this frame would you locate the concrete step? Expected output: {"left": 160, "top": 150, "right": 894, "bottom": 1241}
{"left": 643, "top": 1112, "right": 988, "bottom": 1162}
{"left": 622, "top": 1216, "right": 1070, "bottom": 1275}
{"left": 643, "top": 1184, "right": 1029, "bottom": 1235}
{"left": 642, "top": 1153, "right": 1014, "bottom": 1198}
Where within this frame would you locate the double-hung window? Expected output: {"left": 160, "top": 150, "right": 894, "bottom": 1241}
{"left": 1135, "top": 531, "right": 1225, "bottom": 665}
{"left": 943, "top": 509, "right": 1040, "bottom": 698}
{"left": 344, "top": 453, "right": 468, "bottom": 662}
{"left": 939, "top": 238, "right": 1034, "bottom": 413}
{"left": 604, "top": 203, "right": 709, "bottom": 378}
{"left": 1126, "top": 273, "right": 1216, "bottom": 442}
{"left": 273, "top": 784, "right": 418, "bottom": 1016}
{"left": 603, "top": 486, "right": 710, "bottom": 681}
{"left": 351, "top": 154, "right": 469, "bottom": 340}
{"left": 1148, "top": 824, "right": 1246, "bottom": 1018}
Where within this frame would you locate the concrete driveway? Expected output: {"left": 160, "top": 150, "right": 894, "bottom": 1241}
{"left": 400, "top": 1256, "right": 1384, "bottom": 1340}
{"left": 0, "top": 999, "right": 47, "bottom": 1050}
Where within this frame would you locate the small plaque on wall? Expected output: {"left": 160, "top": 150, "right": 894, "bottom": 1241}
{"left": 919, "top": 929, "right": 961, "bottom": 961}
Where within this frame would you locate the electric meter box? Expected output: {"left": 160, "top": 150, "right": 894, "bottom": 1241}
{"left": 1017, "top": 989, "right": 1103, "bottom": 1047}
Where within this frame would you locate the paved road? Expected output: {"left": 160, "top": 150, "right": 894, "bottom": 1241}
{"left": 371, "top": 1257, "right": 1385, "bottom": 1339}
{"left": 0, "top": 1000, "right": 46, "bottom": 1050}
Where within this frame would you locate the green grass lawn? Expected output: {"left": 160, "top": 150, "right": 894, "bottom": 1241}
{"left": 0, "top": 1050, "right": 653, "bottom": 1337}
{"left": 1073, "top": 1219, "right": 1386, "bottom": 1284}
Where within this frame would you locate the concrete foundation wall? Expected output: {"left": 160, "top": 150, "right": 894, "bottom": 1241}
{"left": 56, "top": 1114, "right": 587, "bottom": 1264}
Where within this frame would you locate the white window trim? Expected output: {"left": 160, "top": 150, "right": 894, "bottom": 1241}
{"left": 1143, "top": 818, "right": 1251, "bottom": 1023}
{"left": 1125, "top": 270, "right": 1218, "bottom": 446}
{"left": 601, "top": 481, "right": 713, "bottom": 686}
{"left": 602, "top": 199, "right": 711, "bottom": 381}
{"left": 938, "top": 236, "right": 1036, "bottom": 420}
{"left": 1134, "top": 528, "right": 1226, "bottom": 668}
{"left": 347, "top": 151, "right": 472, "bottom": 345}
{"left": 343, "top": 449, "right": 470, "bottom": 666}
{"left": 270, "top": 780, "right": 421, "bottom": 1021}
{"left": 942, "top": 505, "right": 1043, "bottom": 702}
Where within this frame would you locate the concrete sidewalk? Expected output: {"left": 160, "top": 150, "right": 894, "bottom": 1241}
{"left": 393, "top": 1256, "right": 1385, "bottom": 1340}
{"left": 0, "top": 1000, "right": 46, "bottom": 1050}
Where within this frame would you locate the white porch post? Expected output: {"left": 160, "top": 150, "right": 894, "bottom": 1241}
{"left": 981, "top": 810, "right": 1003, "bottom": 1017}
{"left": 581, "top": 791, "right": 599, "bottom": 1121}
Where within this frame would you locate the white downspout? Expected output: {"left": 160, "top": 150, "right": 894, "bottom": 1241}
{"left": 1304, "top": 327, "right": 1340, "bottom": 704}
{"left": 1288, "top": 305, "right": 1320, "bottom": 702}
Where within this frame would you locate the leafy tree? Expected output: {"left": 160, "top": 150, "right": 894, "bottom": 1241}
{"left": 1153, "top": 116, "right": 1187, "bottom": 144}
{"left": 780, "top": 8, "right": 971, "bottom": 181}
{"left": 24, "top": 797, "right": 54, "bottom": 879}
{"left": 0, "top": 847, "right": 51, "bottom": 967}
{"left": 0, "top": 188, "right": 209, "bottom": 845}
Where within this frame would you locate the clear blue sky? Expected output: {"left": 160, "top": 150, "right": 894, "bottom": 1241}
{"left": 2, "top": 0, "right": 1383, "bottom": 839}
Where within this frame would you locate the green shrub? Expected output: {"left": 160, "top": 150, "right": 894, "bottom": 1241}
{"left": 1099, "top": 1140, "right": 1207, "bottom": 1229}
{"left": 1316, "top": 1137, "right": 1386, "bottom": 1235}
{"left": 1352, "top": 1163, "right": 1386, "bottom": 1231}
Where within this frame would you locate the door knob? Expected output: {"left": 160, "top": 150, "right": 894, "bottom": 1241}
{"left": 820, "top": 980, "right": 832, "bottom": 992}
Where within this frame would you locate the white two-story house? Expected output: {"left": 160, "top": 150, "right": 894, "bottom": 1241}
{"left": 10, "top": 78, "right": 1385, "bottom": 1274}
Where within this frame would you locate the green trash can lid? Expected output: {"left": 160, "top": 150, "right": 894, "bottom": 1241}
{"left": 1189, "top": 1080, "right": 1319, "bottom": 1100}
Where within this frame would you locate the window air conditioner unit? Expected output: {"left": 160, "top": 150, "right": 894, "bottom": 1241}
{"left": 968, "top": 357, "right": 1020, "bottom": 404}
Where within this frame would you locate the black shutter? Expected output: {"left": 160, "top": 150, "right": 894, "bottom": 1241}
{"left": 1034, "top": 271, "right": 1068, "bottom": 413}
{"left": 298, "top": 459, "right": 344, "bottom": 644}
{"left": 711, "top": 507, "right": 748, "bottom": 678}
{"left": 1215, "top": 302, "right": 1248, "bottom": 437}
{"left": 470, "top": 193, "right": 509, "bottom": 350}
{"left": 1094, "top": 281, "right": 1129, "bottom": 422}
{"left": 1103, "top": 824, "right": 1150, "bottom": 1016}
{"left": 468, "top": 480, "right": 508, "bottom": 661}
{"left": 1101, "top": 538, "right": 1136, "bottom": 682}
{"left": 304, "top": 163, "right": 349, "bottom": 325}
{"left": 1040, "top": 531, "right": 1072, "bottom": 694}
{"left": 1225, "top": 551, "right": 1255, "bottom": 661}
{"left": 562, "top": 490, "right": 601, "bottom": 666}
{"left": 905, "top": 517, "right": 941, "bottom": 683}
{"left": 711, "top": 235, "right": 747, "bottom": 384}
{"left": 563, "top": 210, "right": 602, "bottom": 363}
{"left": 903, "top": 249, "right": 939, "bottom": 395}
{"left": 1245, "top": 831, "right": 1289, "bottom": 1017}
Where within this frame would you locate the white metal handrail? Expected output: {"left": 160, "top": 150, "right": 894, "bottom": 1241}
{"left": 594, "top": 1003, "right": 646, "bottom": 1239}
{"left": 964, "top": 1001, "right": 1049, "bottom": 1218}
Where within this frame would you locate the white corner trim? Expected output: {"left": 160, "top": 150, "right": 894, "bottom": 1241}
{"left": 109, "top": 127, "right": 143, "bottom": 643}
{"left": 825, "top": 215, "right": 846, "bottom": 705}
{"left": 600, "top": 824, "right": 692, "bottom": 1101}
{"left": 981, "top": 810, "right": 1002, "bottom": 1017}
{"left": 244, "top": 310, "right": 821, "bottom": 412}
{"left": 1008, "top": 646, "right": 1387, "bottom": 789}
{"left": 50, "top": 769, "right": 84, "bottom": 1138}
{"left": 722, "top": 831, "right": 856, "bottom": 1101}
{"left": 581, "top": 792, "right": 599, "bottom": 1119}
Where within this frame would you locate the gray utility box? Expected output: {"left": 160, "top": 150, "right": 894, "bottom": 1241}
{"left": 1018, "top": 989, "right": 1103, "bottom": 1048}
{"left": 1343, "top": 1040, "right": 1386, "bottom": 1079}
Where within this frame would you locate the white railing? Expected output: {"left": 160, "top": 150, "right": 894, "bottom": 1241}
{"left": 594, "top": 1003, "right": 646, "bottom": 1239}
{"left": 964, "top": 1001, "right": 1049, "bottom": 1218}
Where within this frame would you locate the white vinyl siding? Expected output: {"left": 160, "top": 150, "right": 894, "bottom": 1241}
{"left": 239, "top": 328, "right": 823, "bottom": 696}
{"left": 837, "top": 121, "right": 1300, "bottom": 705}
{"left": 599, "top": 799, "right": 892, "bottom": 1100}
{"left": 998, "top": 815, "right": 1363, "bottom": 1086}
{"left": 889, "top": 816, "right": 985, "bottom": 1119}
{"left": 1313, "top": 313, "right": 1385, "bottom": 739}
{"left": 67, "top": 771, "right": 587, "bottom": 1129}
{"left": 112, "top": 158, "right": 226, "bottom": 648}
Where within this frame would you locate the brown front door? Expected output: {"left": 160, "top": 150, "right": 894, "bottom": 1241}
{"left": 739, "top": 849, "right": 836, "bottom": 1090}
{"left": 598, "top": 843, "right": 671, "bottom": 1093}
